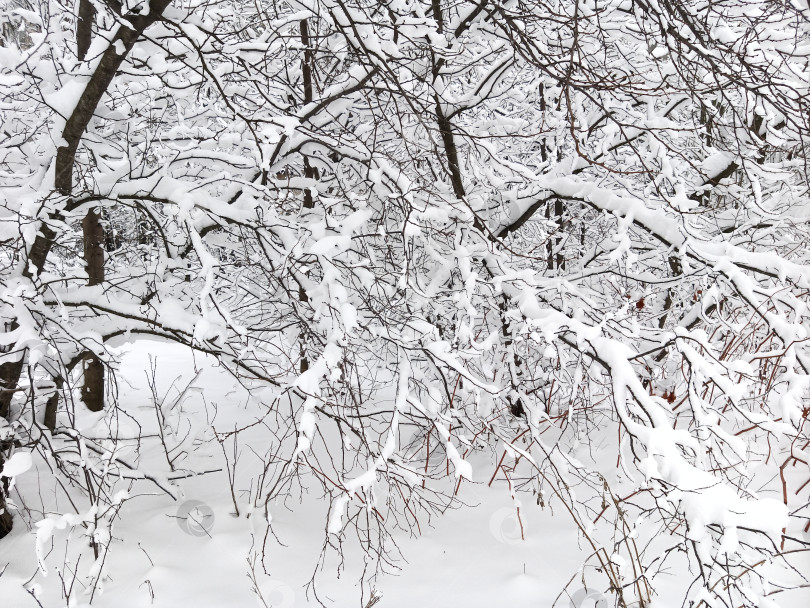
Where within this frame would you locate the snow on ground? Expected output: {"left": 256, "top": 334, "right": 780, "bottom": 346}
{"left": 1, "top": 340, "right": 808, "bottom": 607}
{"left": 0, "top": 341, "right": 583, "bottom": 607}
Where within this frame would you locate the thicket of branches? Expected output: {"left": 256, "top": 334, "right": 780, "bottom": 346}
{"left": 1, "top": 0, "right": 810, "bottom": 605}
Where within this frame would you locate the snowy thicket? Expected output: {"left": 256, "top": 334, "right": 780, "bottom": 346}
{"left": 1, "top": 0, "right": 810, "bottom": 606}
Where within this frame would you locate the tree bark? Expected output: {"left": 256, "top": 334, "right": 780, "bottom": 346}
{"left": 0, "top": 450, "right": 12, "bottom": 540}
{"left": 0, "top": 0, "right": 173, "bottom": 429}
{"left": 76, "top": 0, "right": 95, "bottom": 61}
{"left": 80, "top": 207, "right": 105, "bottom": 412}
{"left": 78, "top": 202, "right": 105, "bottom": 247}
{"left": 0, "top": 352, "right": 23, "bottom": 420}
{"left": 298, "top": 19, "right": 315, "bottom": 374}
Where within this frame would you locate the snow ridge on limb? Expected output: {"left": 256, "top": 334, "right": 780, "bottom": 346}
{"left": 500, "top": 176, "right": 810, "bottom": 288}
{"left": 1, "top": 0, "right": 810, "bottom": 605}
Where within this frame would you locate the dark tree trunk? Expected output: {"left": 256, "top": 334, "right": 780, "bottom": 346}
{"left": 0, "top": 430, "right": 15, "bottom": 539}
{"left": 0, "top": 451, "right": 12, "bottom": 540}
{"left": 80, "top": 207, "right": 106, "bottom": 412}
{"left": 0, "top": 0, "right": 173, "bottom": 544}
{"left": 0, "top": 508, "right": 11, "bottom": 539}
{"left": 546, "top": 199, "right": 565, "bottom": 271}
{"left": 298, "top": 19, "right": 315, "bottom": 374}
{"left": 82, "top": 208, "right": 105, "bottom": 287}
{"left": 80, "top": 355, "right": 105, "bottom": 412}
{"left": 76, "top": 0, "right": 95, "bottom": 61}
{"left": 0, "top": 224, "right": 56, "bottom": 418}
{"left": 44, "top": 387, "right": 58, "bottom": 431}
{"left": 74, "top": 2, "right": 106, "bottom": 413}
{"left": 0, "top": 354, "right": 23, "bottom": 420}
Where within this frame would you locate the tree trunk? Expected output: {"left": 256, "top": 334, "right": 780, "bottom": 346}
{"left": 298, "top": 19, "right": 315, "bottom": 374}
{"left": 3, "top": 0, "right": 172, "bottom": 417}
{"left": 0, "top": 450, "right": 12, "bottom": 540}
{"left": 80, "top": 207, "right": 105, "bottom": 412}
{"left": 0, "top": 352, "right": 23, "bottom": 420}
{"left": 0, "top": 406, "right": 14, "bottom": 538}
{"left": 43, "top": 380, "right": 60, "bottom": 431}
{"left": 76, "top": 0, "right": 95, "bottom": 61}
{"left": 80, "top": 354, "right": 105, "bottom": 412}
{"left": 0, "top": 0, "right": 173, "bottom": 543}
{"left": 74, "top": 0, "right": 105, "bottom": 414}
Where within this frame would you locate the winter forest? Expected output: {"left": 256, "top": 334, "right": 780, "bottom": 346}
{"left": 1, "top": 0, "right": 809, "bottom": 606}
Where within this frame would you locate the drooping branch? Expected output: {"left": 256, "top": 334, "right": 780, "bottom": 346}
{"left": 3, "top": 0, "right": 174, "bottom": 426}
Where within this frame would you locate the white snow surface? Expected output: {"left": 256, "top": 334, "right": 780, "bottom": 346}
{"left": 0, "top": 451, "right": 32, "bottom": 478}
{"left": 1, "top": 341, "right": 808, "bottom": 607}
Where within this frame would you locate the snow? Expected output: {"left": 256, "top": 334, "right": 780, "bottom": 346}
{"left": 0, "top": 341, "right": 602, "bottom": 607}
{"left": 0, "top": 335, "right": 762, "bottom": 608}
{"left": 3, "top": 1, "right": 810, "bottom": 606}
{"left": 0, "top": 451, "right": 32, "bottom": 478}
